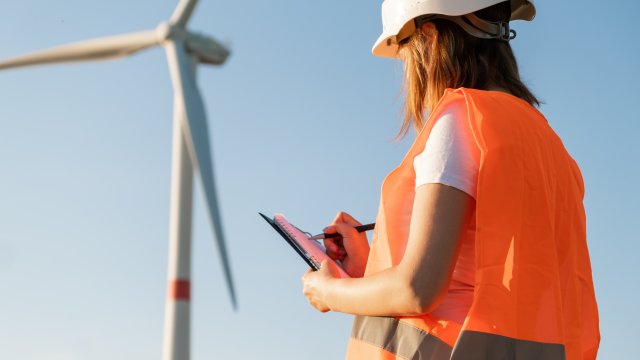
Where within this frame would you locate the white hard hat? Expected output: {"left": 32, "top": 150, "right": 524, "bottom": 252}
{"left": 373, "top": 0, "right": 536, "bottom": 58}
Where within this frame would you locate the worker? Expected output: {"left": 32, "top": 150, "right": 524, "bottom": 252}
{"left": 301, "top": 0, "right": 600, "bottom": 359}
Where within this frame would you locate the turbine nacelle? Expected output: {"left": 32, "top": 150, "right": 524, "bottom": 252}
{"left": 185, "top": 31, "right": 229, "bottom": 65}
{"left": 161, "top": 22, "right": 230, "bottom": 65}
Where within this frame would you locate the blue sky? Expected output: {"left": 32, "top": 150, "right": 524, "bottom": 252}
{"left": 0, "top": 0, "right": 637, "bottom": 359}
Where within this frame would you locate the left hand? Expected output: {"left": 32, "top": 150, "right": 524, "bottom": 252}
{"left": 301, "top": 260, "right": 339, "bottom": 312}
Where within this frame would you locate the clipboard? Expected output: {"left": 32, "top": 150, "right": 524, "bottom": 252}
{"left": 259, "top": 212, "right": 350, "bottom": 278}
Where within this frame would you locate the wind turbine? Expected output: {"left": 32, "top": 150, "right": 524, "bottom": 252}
{"left": 0, "top": 1, "right": 236, "bottom": 359}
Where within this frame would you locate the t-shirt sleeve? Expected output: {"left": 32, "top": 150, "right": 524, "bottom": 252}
{"left": 413, "top": 102, "right": 480, "bottom": 198}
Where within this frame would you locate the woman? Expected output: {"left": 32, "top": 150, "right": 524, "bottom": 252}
{"left": 301, "top": 1, "right": 600, "bottom": 359}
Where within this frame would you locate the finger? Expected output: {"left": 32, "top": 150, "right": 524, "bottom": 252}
{"left": 324, "top": 237, "right": 346, "bottom": 258}
{"left": 325, "top": 245, "right": 343, "bottom": 260}
{"left": 332, "top": 212, "right": 343, "bottom": 224}
{"left": 323, "top": 224, "right": 338, "bottom": 234}
{"left": 333, "top": 211, "right": 363, "bottom": 227}
{"left": 327, "top": 247, "right": 346, "bottom": 261}
{"left": 332, "top": 222, "right": 367, "bottom": 255}
{"left": 333, "top": 221, "right": 360, "bottom": 239}
{"left": 321, "top": 259, "right": 339, "bottom": 275}
{"left": 323, "top": 238, "right": 336, "bottom": 251}
{"left": 341, "top": 212, "right": 363, "bottom": 227}
{"left": 301, "top": 269, "right": 313, "bottom": 283}
{"left": 323, "top": 238, "right": 343, "bottom": 252}
{"left": 320, "top": 259, "right": 335, "bottom": 275}
{"left": 333, "top": 238, "right": 347, "bottom": 256}
{"left": 328, "top": 219, "right": 356, "bottom": 241}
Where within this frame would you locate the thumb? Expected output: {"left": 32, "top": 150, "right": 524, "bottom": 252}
{"left": 319, "top": 260, "right": 332, "bottom": 275}
{"left": 320, "top": 259, "right": 339, "bottom": 277}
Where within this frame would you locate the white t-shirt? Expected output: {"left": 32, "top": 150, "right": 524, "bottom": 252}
{"left": 413, "top": 102, "right": 480, "bottom": 198}
{"left": 412, "top": 100, "right": 479, "bottom": 324}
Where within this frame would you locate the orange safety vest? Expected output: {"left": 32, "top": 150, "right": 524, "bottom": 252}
{"left": 346, "top": 88, "right": 599, "bottom": 359}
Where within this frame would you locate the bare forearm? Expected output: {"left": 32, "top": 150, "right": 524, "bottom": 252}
{"left": 323, "top": 185, "right": 473, "bottom": 317}
{"left": 324, "top": 266, "right": 428, "bottom": 316}
{"left": 303, "top": 185, "right": 474, "bottom": 316}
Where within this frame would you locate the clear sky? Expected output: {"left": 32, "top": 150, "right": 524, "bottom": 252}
{"left": 0, "top": 0, "right": 637, "bottom": 359}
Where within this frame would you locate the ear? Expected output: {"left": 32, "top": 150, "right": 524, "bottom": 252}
{"left": 420, "top": 21, "right": 436, "bottom": 36}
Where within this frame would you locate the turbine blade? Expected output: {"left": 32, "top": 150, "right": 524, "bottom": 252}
{"left": 0, "top": 29, "right": 164, "bottom": 70}
{"left": 165, "top": 41, "right": 237, "bottom": 309}
{"left": 170, "top": 0, "right": 198, "bottom": 28}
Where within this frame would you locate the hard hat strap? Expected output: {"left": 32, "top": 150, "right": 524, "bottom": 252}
{"left": 458, "top": 13, "right": 516, "bottom": 41}
{"left": 414, "top": 13, "right": 517, "bottom": 42}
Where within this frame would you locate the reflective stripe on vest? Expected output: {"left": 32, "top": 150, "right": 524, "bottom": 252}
{"left": 349, "top": 316, "right": 567, "bottom": 360}
{"left": 452, "top": 331, "right": 565, "bottom": 360}
{"left": 350, "top": 316, "right": 452, "bottom": 359}
{"left": 346, "top": 88, "right": 599, "bottom": 360}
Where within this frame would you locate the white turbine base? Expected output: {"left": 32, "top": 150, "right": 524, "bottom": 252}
{"left": 163, "top": 89, "right": 195, "bottom": 360}
{"left": 163, "top": 299, "right": 191, "bottom": 360}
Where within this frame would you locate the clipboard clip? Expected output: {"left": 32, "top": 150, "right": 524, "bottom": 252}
{"left": 292, "top": 225, "right": 322, "bottom": 242}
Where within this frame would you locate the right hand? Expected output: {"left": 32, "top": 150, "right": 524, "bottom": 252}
{"left": 323, "top": 211, "right": 370, "bottom": 278}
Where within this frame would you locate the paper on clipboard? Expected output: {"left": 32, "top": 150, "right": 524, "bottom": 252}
{"left": 259, "top": 212, "right": 350, "bottom": 278}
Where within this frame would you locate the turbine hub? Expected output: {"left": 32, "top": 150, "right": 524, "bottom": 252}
{"left": 155, "top": 22, "right": 173, "bottom": 43}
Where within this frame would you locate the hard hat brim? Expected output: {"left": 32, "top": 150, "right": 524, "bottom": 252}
{"left": 372, "top": 32, "right": 400, "bottom": 59}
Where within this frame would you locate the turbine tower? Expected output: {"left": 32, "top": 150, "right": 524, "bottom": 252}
{"left": 0, "top": 1, "right": 236, "bottom": 359}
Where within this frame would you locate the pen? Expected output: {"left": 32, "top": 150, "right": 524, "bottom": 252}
{"left": 308, "top": 223, "right": 375, "bottom": 241}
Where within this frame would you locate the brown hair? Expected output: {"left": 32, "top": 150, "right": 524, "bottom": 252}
{"left": 397, "top": 2, "right": 539, "bottom": 138}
